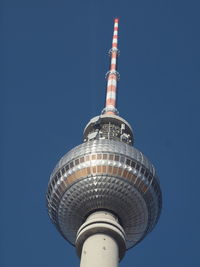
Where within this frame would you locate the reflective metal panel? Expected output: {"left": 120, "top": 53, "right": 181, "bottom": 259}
{"left": 47, "top": 139, "right": 162, "bottom": 249}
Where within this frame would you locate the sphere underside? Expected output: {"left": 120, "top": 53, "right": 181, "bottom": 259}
{"left": 47, "top": 139, "right": 162, "bottom": 249}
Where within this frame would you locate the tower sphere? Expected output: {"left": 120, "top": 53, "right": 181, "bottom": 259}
{"left": 46, "top": 114, "right": 162, "bottom": 249}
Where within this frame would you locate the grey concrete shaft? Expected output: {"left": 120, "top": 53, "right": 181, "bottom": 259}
{"left": 80, "top": 234, "right": 119, "bottom": 267}
{"left": 76, "top": 211, "right": 126, "bottom": 267}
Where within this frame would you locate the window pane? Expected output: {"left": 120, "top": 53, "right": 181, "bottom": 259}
{"left": 131, "top": 161, "right": 136, "bottom": 168}
{"left": 80, "top": 157, "right": 84, "bottom": 163}
{"left": 65, "top": 165, "right": 69, "bottom": 171}
{"left": 97, "top": 154, "right": 102, "bottom": 159}
{"left": 103, "top": 154, "right": 107, "bottom": 159}
{"left": 108, "top": 166, "right": 112, "bottom": 173}
{"left": 114, "top": 155, "right": 119, "bottom": 161}
{"left": 92, "top": 154, "right": 96, "bottom": 160}
{"left": 102, "top": 166, "right": 107, "bottom": 172}
{"left": 136, "top": 164, "right": 140, "bottom": 171}
{"left": 70, "top": 162, "right": 74, "bottom": 168}
{"left": 85, "top": 155, "right": 90, "bottom": 161}
{"left": 113, "top": 167, "right": 118, "bottom": 175}
{"left": 120, "top": 156, "right": 125, "bottom": 163}
{"left": 97, "top": 166, "right": 101, "bottom": 173}
{"left": 109, "top": 154, "right": 114, "bottom": 160}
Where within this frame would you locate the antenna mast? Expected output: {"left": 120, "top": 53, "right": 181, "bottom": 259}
{"left": 102, "top": 18, "right": 120, "bottom": 115}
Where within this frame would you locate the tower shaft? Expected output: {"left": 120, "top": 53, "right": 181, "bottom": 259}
{"left": 80, "top": 234, "right": 118, "bottom": 267}
{"left": 76, "top": 211, "right": 125, "bottom": 267}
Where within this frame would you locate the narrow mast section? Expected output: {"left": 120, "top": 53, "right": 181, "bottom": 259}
{"left": 102, "top": 18, "right": 120, "bottom": 115}
{"left": 83, "top": 18, "right": 133, "bottom": 145}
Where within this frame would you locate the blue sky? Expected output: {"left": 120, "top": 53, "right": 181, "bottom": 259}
{"left": 1, "top": 0, "right": 200, "bottom": 266}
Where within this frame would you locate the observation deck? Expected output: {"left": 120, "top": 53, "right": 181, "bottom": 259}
{"left": 46, "top": 115, "right": 162, "bottom": 249}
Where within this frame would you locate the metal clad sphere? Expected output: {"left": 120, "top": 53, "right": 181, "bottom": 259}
{"left": 47, "top": 139, "right": 162, "bottom": 249}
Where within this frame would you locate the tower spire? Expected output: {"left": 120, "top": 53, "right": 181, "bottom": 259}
{"left": 102, "top": 18, "right": 120, "bottom": 115}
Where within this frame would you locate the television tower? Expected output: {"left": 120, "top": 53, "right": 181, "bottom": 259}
{"left": 46, "top": 18, "right": 162, "bottom": 267}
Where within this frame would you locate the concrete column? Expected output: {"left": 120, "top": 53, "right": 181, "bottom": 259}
{"left": 76, "top": 211, "right": 126, "bottom": 267}
{"left": 80, "top": 233, "right": 118, "bottom": 267}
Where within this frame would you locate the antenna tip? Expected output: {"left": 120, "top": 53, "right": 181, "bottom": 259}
{"left": 114, "top": 18, "right": 119, "bottom": 23}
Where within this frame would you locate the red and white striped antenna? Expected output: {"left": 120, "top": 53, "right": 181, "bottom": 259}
{"left": 102, "top": 18, "right": 120, "bottom": 115}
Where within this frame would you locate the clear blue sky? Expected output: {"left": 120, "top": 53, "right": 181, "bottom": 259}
{"left": 1, "top": 0, "right": 200, "bottom": 267}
